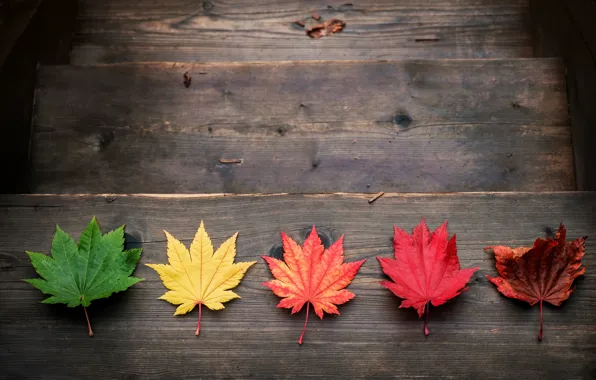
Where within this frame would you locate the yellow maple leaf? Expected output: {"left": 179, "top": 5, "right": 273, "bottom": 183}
{"left": 147, "top": 221, "right": 255, "bottom": 335}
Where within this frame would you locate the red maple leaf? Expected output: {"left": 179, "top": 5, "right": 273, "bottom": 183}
{"left": 262, "top": 226, "right": 366, "bottom": 344}
{"left": 378, "top": 219, "right": 478, "bottom": 335}
{"left": 485, "top": 224, "right": 586, "bottom": 341}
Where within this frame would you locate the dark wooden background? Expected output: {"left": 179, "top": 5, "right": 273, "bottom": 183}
{"left": 1, "top": 193, "right": 595, "bottom": 379}
{"left": 531, "top": 0, "right": 596, "bottom": 191}
{"left": 30, "top": 59, "right": 573, "bottom": 194}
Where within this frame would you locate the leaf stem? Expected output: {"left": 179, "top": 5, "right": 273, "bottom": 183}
{"left": 424, "top": 302, "right": 430, "bottom": 336}
{"left": 195, "top": 303, "right": 202, "bottom": 336}
{"left": 299, "top": 302, "right": 310, "bottom": 345}
{"left": 538, "top": 299, "right": 543, "bottom": 341}
{"left": 83, "top": 307, "right": 94, "bottom": 337}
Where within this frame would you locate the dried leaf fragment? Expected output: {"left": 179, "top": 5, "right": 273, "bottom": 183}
{"left": 307, "top": 19, "right": 345, "bottom": 38}
{"left": 485, "top": 224, "right": 586, "bottom": 341}
{"left": 219, "top": 158, "right": 243, "bottom": 164}
{"left": 183, "top": 71, "right": 191, "bottom": 88}
{"left": 262, "top": 226, "right": 365, "bottom": 344}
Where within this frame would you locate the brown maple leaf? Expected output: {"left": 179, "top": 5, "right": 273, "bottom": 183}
{"left": 262, "top": 226, "right": 365, "bottom": 344}
{"left": 378, "top": 219, "right": 478, "bottom": 335}
{"left": 485, "top": 224, "right": 586, "bottom": 341}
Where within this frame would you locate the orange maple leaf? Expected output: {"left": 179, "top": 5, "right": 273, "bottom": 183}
{"left": 262, "top": 226, "right": 366, "bottom": 344}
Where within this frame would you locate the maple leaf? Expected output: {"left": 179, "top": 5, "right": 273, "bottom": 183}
{"left": 262, "top": 226, "right": 366, "bottom": 344}
{"left": 377, "top": 219, "right": 478, "bottom": 336}
{"left": 485, "top": 224, "right": 586, "bottom": 341}
{"left": 147, "top": 221, "right": 256, "bottom": 336}
{"left": 25, "top": 217, "right": 143, "bottom": 336}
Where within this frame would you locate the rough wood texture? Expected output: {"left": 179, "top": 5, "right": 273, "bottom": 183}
{"left": 531, "top": 0, "right": 596, "bottom": 190}
{"left": 30, "top": 59, "right": 574, "bottom": 193}
{"left": 71, "top": 0, "right": 532, "bottom": 64}
{"left": 0, "top": 192, "right": 595, "bottom": 379}
{"left": 0, "top": 0, "right": 77, "bottom": 193}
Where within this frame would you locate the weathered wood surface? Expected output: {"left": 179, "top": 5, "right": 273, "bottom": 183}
{"left": 0, "top": 0, "right": 42, "bottom": 68}
{"left": 531, "top": 0, "right": 596, "bottom": 191}
{"left": 70, "top": 0, "right": 532, "bottom": 64}
{"left": 30, "top": 59, "right": 574, "bottom": 193}
{"left": 0, "top": 0, "right": 77, "bottom": 193}
{"left": 0, "top": 193, "right": 595, "bottom": 379}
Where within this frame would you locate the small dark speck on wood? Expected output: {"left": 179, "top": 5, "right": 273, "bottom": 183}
{"left": 219, "top": 158, "right": 243, "bottom": 164}
{"left": 183, "top": 72, "right": 191, "bottom": 88}
{"left": 368, "top": 192, "right": 385, "bottom": 204}
{"left": 105, "top": 197, "right": 117, "bottom": 203}
{"left": 511, "top": 102, "right": 521, "bottom": 109}
{"left": 294, "top": 20, "right": 305, "bottom": 28}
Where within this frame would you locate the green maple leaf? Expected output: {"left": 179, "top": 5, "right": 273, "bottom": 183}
{"left": 25, "top": 217, "right": 143, "bottom": 336}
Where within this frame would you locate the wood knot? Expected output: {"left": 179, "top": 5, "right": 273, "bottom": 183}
{"left": 98, "top": 129, "right": 114, "bottom": 151}
{"left": 394, "top": 113, "right": 412, "bottom": 128}
{"left": 268, "top": 243, "right": 284, "bottom": 260}
{"left": 202, "top": 0, "right": 213, "bottom": 11}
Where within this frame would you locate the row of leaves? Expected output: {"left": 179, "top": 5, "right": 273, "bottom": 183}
{"left": 26, "top": 218, "right": 586, "bottom": 343}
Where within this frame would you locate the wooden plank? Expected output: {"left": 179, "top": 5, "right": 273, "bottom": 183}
{"left": 566, "top": 1, "right": 596, "bottom": 58}
{"left": 30, "top": 59, "right": 574, "bottom": 193}
{"left": 531, "top": 0, "right": 596, "bottom": 190}
{"left": 71, "top": 0, "right": 533, "bottom": 64}
{"left": 0, "top": 192, "right": 595, "bottom": 379}
{"left": 0, "top": 0, "right": 42, "bottom": 68}
{"left": 0, "top": 0, "right": 77, "bottom": 193}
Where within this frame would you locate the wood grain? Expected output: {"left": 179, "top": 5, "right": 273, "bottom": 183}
{"left": 0, "top": 0, "right": 77, "bottom": 192}
{"left": 531, "top": 0, "right": 596, "bottom": 190}
{"left": 0, "top": 192, "right": 595, "bottom": 379}
{"left": 71, "top": 0, "right": 533, "bottom": 64}
{"left": 30, "top": 59, "right": 574, "bottom": 193}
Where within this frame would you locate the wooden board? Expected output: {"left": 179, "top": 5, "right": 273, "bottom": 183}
{"left": 0, "top": 192, "right": 595, "bottom": 379}
{"left": 0, "top": 0, "right": 42, "bottom": 68}
{"left": 71, "top": 0, "right": 532, "bottom": 64}
{"left": 30, "top": 59, "right": 574, "bottom": 193}
{"left": 0, "top": 0, "right": 77, "bottom": 193}
{"left": 531, "top": 0, "right": 596, "bottom": 190}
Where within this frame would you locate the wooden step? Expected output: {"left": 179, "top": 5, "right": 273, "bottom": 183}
{"left": 72, "top": 0, "right": 532, "bottom": 64}
{"left": 1, "top": 192, "right": 594, "bottom": 378}
{"left": 0, "top": 0, "right": 42, "bottom": 68}
{"left": 30, "top": 59, "right": 574, "bottom": 193}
